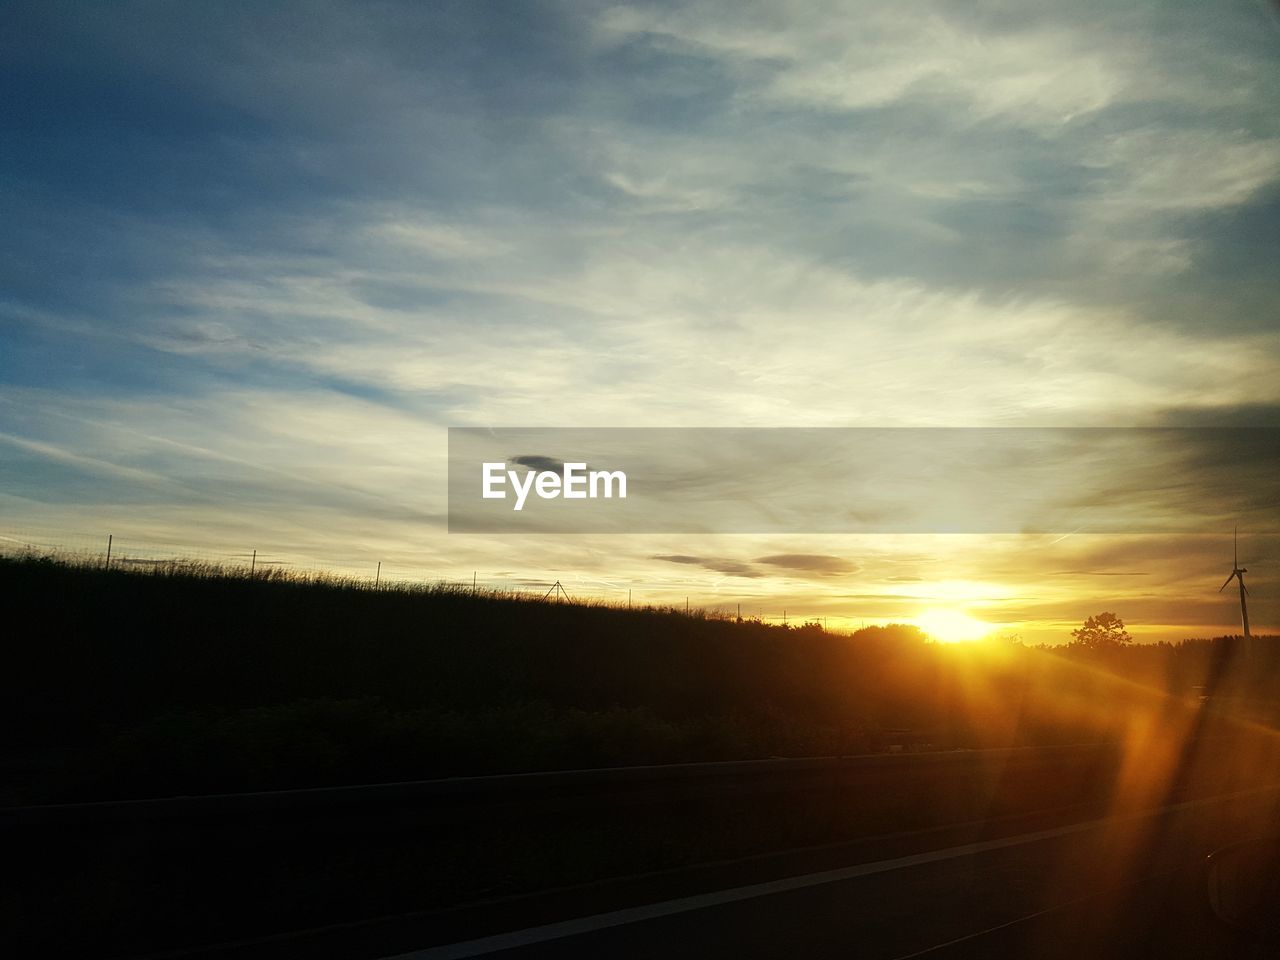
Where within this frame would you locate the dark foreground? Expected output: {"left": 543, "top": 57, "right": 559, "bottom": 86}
{"left": 395, "top": 787, "right": 1274, "bottom": 960}
{"left": 5, "top": 558, "right": 1280, "bottom": 957}
{"left": 7, "top": 729, "right": 1280, "bottom": 959}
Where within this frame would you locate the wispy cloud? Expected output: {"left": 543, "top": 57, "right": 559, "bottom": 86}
{"left": 756, "top": 554, "right": 857, "bottom": 575}
{"left": 2, "top": 1, "right": 1278, "bottom": 639}
{"left": 651, "top": 554, "right": 763, "bottom": 578}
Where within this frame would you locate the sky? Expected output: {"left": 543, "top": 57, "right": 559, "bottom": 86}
{"left": 3, "top": 0, "right": 1279, "bottom": 643}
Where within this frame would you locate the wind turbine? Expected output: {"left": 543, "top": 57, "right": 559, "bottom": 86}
{"left": 1219, "top": 526, "right": 1251, "bottom": 643}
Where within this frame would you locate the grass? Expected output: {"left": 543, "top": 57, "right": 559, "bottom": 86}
{"left": 2, "top": 552, "right": 1276, "bottom": 804}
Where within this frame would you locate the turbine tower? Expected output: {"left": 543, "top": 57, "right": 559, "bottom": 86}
{"left": 1219, "top": 527, "right": 1251, "bottom": 647}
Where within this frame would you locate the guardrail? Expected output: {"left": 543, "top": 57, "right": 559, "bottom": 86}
{"left": 1, "top": 742, "right": 1122, "bottom": 828}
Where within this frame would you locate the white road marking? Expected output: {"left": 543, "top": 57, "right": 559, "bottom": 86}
{"left": 384, "top": 785, "right": 1279, "bottom": 960}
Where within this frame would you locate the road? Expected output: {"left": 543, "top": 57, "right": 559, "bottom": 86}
{"left": 381, "top": 786, "right": 1280, "bottom": 960}
{"left": 11, "top": 741, "right": 1280, "bottom": 958}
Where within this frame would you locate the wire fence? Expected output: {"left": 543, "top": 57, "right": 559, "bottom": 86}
{"left": 0, "top": 525, "right": 830, "bottom": 627}
{"left": 0, "top": 526, "right": 490, "bottom": 590}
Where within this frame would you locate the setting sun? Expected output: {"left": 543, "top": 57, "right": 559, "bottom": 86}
{"left": 916, "top": 608, "right": 993, "bottom": 643}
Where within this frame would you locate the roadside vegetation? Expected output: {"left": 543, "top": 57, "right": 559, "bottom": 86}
{"left": 2, "top": 554, "right": 1276, "bottom": 804}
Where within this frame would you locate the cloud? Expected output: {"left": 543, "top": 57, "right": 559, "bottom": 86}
{"left": 651, "top": 554, "right": 762, "bottom": 578}
{"left": 2, "top": 1, "right": 1279, "bottom": 638}
{"left": 1154, "top": 403, "right": 1280, "bottom": 428}
{"left": 756, "top": 554, "right": 856, "bottom": 575}
{"left": 8, "top": 0, "right": 1280, "bottom": 438}
{"left": 1047, "top": 571, "right": 1151, "bottom": 577}
{"left": 509, "top": 455, "right": 567, "bottom": 473}
{"left": 650, "top": 551, "right": 855, "bottom": 580}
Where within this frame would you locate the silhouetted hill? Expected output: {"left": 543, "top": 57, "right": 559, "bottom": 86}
{"left": 3, "top": 555, "right": 1276, "bottom": 803}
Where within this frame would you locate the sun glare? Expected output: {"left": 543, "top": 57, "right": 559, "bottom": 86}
{"left": 916, "top": 608, "right": 992, "bottom": 643}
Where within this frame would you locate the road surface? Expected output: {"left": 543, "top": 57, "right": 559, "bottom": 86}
{"left": 380, "top": 786, "right": 1280, "bottom": 960}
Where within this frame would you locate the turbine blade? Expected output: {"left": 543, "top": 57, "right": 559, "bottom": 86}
{"left": 1241, "top": 581, "right": 1249, "bottom": 596}
{"left": 1234, "top": 526, "right": 1239, "bottom": 568}
{"left": 1220, "top": 573, "right": 1236, "bottom": 592}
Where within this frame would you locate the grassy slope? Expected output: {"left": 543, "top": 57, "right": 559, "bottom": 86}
{"left": 2, "top": 555, "right": 1273, "bottom": 803}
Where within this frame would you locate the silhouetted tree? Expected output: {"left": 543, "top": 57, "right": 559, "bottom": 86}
{"left": 1070, "top": 612, "right": 1132, "bottom": 650}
